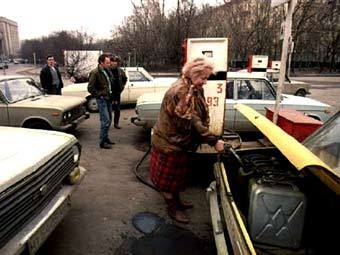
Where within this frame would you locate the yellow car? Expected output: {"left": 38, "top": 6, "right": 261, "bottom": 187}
{"left": 208, "top": 104, "right": 339, "bottom": 254}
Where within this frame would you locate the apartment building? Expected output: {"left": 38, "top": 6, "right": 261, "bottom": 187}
{"left": 0, "top": 17, "right": 19, "bottom": 58}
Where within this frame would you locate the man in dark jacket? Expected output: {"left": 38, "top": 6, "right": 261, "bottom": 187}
{"left": 109, "top": 56, "right": 127, "bottom": 129}
{"left": 88, "top": 53, "right": 115, "bottom": 149}
{"left": 39, "top": 55, "right": 64, "bottom": 95}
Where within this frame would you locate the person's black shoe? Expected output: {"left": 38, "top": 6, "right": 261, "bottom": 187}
{"left": 105, "top": 139, "right": 115, "bottom": 145}
{"left": 99, "top": 143, "right": 112, "bottom": 149}
{"left": 114, "top": 124, "right": 122, "bottom": 129}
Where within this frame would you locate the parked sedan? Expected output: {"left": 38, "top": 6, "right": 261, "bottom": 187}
{"left": 238, "top": 68, "right": 311, "bottom": 96}
{"left": 62, "top": 67, "right": 177, "bottom": 112}
{"left": 0, "top": 126, "right": 86, "bottom": 254}
{"left": 0, "top": 62, "right": 9, "bottom": 69}
{"left": 266, "top": 68, "right": 311, "bottom": 97}
{"left": 131, "top": 71, "right": 332, "bottom": 132}
{"left": 0, "top": 75, "right": 89, "bottom": 131}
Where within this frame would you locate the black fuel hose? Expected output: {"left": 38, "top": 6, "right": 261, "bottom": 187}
{"left": 134, "top": 128, "right": 243, "bottom": 190}
{"left": 134, "top": 145, "right": 158, "bottom": 190}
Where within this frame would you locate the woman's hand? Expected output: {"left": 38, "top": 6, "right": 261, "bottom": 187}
{"left": 214, "top": 139, "right": 225, "bottom": 152}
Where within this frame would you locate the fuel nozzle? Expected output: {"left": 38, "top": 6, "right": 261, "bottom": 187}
{"left": 219, "top": 142, "right": 246, "bottom": 170}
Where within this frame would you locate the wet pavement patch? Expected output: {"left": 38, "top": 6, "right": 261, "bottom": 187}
{"left": 132, "top": 212, "right": 164, "bottom": 234}
{"left": 115, "top": 212, "right": 206, "bottom": 255}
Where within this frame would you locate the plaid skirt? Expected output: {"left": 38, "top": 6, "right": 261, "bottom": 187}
{"left": 150, "top": 148, "right": 189, "bottom": 193}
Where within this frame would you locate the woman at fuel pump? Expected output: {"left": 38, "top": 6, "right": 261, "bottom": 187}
{"left": 150, "top": 57, "right": 225, "bottom": 223}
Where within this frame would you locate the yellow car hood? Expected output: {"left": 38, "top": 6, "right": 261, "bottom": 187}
{"left": 235, "top": 104, "right": 340, "bottom": 195}
{"left": 234, "top": 104, "right": 336, "bottom": 175}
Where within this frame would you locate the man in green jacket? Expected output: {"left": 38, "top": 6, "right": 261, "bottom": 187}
{"left": 88, "top": 53, "right": 115, "bottom": 149}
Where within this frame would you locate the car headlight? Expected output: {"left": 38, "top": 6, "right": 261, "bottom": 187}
{"left": 63, "top": 112, "right": 68, "bottom": 120}
{"left": 63, "top": 111, "right": 73, "bottom": 120}
{"left": 72, "top": 143, "right": 81, "bottom": 163}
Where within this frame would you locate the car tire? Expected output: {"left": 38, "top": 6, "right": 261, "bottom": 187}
{"left": 295, "top": 89, "right": 306, "bottom": 97}
{"left": 87, "top": 97, "right": 99, "bottom": 112}
{"left": 25, "top": 120, "right": 51, "bottom": 130}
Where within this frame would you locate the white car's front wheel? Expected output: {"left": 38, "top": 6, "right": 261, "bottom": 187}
{"left": 87, "top": 97, "right": 99, "bottom": 112}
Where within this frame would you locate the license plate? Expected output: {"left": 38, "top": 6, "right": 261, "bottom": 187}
{"left": 27, "top": 198, "right": 71, "bottom": 254}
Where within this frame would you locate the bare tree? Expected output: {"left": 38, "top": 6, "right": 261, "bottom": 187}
{"left": 20, "top": 30, "right": 96, "bottom": 66}
{"left": 107, "top": 0, "right": 339, "bottom": 72}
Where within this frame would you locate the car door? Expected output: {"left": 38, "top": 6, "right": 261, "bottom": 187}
{"left": 231, "top": 78, "right": 276, "bottom": 131}
{"left": 125, "top": 70, "right": 154, "bottom": 103}
{"left": 224, "top": 80, "right": 238, "bottom": 130}
{"left": 0, "top": 80, "right": 11, "bottom": 126}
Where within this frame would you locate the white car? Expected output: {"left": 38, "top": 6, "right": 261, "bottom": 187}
{"left": 0, "top": 75, "right": 89, "bottom": 131}
{"left": 0, "top": 127, "right": 86, "bottom": 254}
{"left": 62, "top": 67, "right": 177, "bottom": 112}
{"left": 266, "top": 69, "right": 310, "bottom": 97}
{"left": 238, "top": 68, "right": 311, "bottom": 97}
{"left": 131, "top": 71, "right": 332, "bottom": 132}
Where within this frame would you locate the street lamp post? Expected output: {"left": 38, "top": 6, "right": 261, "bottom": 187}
{"left": 1, "top": 54, "right": 6, "bottom": 75}
{"left": 133, "top": 48, "right": 136, "bottom": 66}
{"left": 33, "top": 52, "right": 36, "bottom": 66}
{"left": 128, "top": 52, "right": 131, "bottom": 67}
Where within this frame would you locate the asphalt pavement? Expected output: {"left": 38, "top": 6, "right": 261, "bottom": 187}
{"left": 38, "top": 110, "right": 216, "bottom": 255}
{"left": 5, "top": 64, "right": 339, "bottom": 254}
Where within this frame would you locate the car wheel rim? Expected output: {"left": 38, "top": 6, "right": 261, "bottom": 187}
{"left": 296, "top": 90, "right": 306, "bottom": 97}
{"left": 88, "top": 98, "right": 98, "bottom": 112}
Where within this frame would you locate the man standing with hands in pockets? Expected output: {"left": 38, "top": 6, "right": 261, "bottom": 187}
{"left": 40, "top": 55, "right": 64, "bottom": 95}
{"left": 88, "top": 53, "right": 115, "bottom": 149}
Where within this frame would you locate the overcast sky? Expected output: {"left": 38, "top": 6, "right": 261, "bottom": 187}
{"left": 1, "top": 0, "right": 223, "bottom": 40}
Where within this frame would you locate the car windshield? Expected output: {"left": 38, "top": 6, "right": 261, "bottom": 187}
{"left": 0, "top": 78, "right": 42, "bottom": 103}
{"left": 128, "top": 71, "right": 150, "bottom": 82}
{"left": 304, "top": 111, "right": 340, "bottom": 176}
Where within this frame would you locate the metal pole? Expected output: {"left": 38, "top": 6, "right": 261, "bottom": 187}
{"left": 273, "top": 0, "right": 296, "bottom": 124}
{"left": 134, "top": 48, "right": 136, "bottom": 66}
{"left": 1, "top": 55, "right": 5, "bottom": 75}
{"left": 287, "top": 40, "right": 294, "bottom": 78}
{"left": 128, "top": 53, "right": 131, "bottom": 67}
{"left": 33, "top": 52, "right": 36, "bottom": 66}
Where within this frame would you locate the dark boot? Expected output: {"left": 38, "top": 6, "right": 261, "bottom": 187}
{"left": 174, "top": 193, "right": 194, "bottom": 211}
{"left": 163, "top": 193, "right": 190, "bottom": 224}
{"left": 114, "top": 109, "right": 121, "bottom": 129}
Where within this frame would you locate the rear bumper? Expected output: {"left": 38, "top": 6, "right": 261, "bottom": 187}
{"left": 0, "top": 166, "right": 86, "bottom": 255}
{"left": 131, "top": 116, "right": 147, "bottom": 127}
{"left": 57, "top": 112, "right": 90, "bottom": 131}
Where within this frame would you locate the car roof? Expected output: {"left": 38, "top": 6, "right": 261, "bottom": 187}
{"left": 0, "top": 75, "right": 32, "bottom": 81}
{"left": 266, "top": 68, "right": 280, "bottom": 73}
{"left": 122, "top": 67, "right": 146, "bottom": 71}
{"left": 227, "top": 71, "right": 267, "bottom": 79}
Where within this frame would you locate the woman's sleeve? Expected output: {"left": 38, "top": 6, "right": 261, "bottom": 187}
{"left": 191, "top": 114, "right": 218, "bottom": 146}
